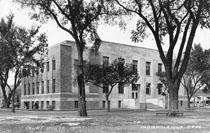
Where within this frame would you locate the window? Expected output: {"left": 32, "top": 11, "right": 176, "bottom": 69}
{"left": 180, "top": 100, "right": 183, "bottom": 107}
{"left": 146, "top": 83, "right": 151, "bottom": 95}
{"left": 52, "top": 59, "right": 56, "bottom": 70}
{"left": 157, "top": 83, "right": 163, "bottom": 95}
{"left": 132, "top": 84, "right": 138, "bottom": 91}
{"left": 32, "top": 83, "right": 35, "bottom": 95}
{"left": 46, "top": 101, "right": 49, "bottom": 109}
{"left": 46, "top": 61, "right": 49, "bottom": 72}
{"left": 36, "top": 70, "right": 39, "bottom": 75}
{"left": 28, "top": 83, "right": 30, "bottom": 95}
{"left": 132, "top": 60, "right": 138, "bottom": 71}
{"left": 47, "top": 80, "right": 49, "bottom": 93}
{"left": 132, "top": 92, "right": 138, "bottom": 99}
{"left": 41, "top": 101, "right": 44, "bottom": 109}
{"left": 103, "top": 56, "right": 109, "bottom": 66}
{"left": 119, "top": 58, "right": 125, "bottom": 76}
{"left": 103, "top": 85, "right": 108, "bottom": 93}
{"left": 146, "top": 62, "right": 151, "bottom": 76}
{"left": 52, "top": 79, "right": 55, "bottom": 93}
{"left": 158, "top": 63, "right": 162, "bottom": 73}
{"left": 132, "top": 92, "right": 135, "bottom": 99}
{"left": 118, "top": 82, "right": 124, "bottom": 94}
{"left": 24, "top": 84, "right": 26, "bottom": 95}
{"left": 41, "top": 81, "right": 44, "bottom": 94}
{"left": 118, "top": 101, "right": 121, "bottom": 108}
{"left": 136, "top": 92, "right": 138, "bottom": 99}
{"left": 37, "top": 82, "right": 39, "bottom": 94}
{"left": 102, "top": 101, "right": 106, "bottom": 108}
{"left": 52, "top": 101, "right": 55, "bottom": 109}
{"left": 74, "top": 101, "right": 78, "bottom": 108}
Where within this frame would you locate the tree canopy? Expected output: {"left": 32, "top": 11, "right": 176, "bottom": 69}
{"left": 108, "top": 0, "right": 210, "bottom": 110}
{"left": 84, "top": 57, "right": 139, "bottom": 111}
{"left": 181, "top": 44, "right": 210, "bottom": 108}
{"left": 0, "top": 14, "right": 48, "bottom": 111}
{"left": 14, "top": 0, "right": 116, "bottom": 116}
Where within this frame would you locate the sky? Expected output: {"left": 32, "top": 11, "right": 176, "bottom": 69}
{"left": 1, "top": 0, "right": 210, "bottom": 52}
{"left": 1, "top": 0, "right": 210, "bottom": 85}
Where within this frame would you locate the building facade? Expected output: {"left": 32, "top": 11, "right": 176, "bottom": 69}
{"left": 20, "top": 40, "right": 187, "bottom": 110}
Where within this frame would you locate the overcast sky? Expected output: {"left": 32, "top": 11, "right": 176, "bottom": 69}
{"left": 0, "top": 0, "right": 210, "bottom": 52}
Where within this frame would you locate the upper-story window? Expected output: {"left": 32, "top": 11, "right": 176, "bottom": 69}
{"left": 52, "top": 59, "right": 56, "bottom": 70}
{"left": 118, "top": 82, "right": 124, "bottom": 94}
{"left": 24, "top": 84, "right": 26, "bottom": 95}
{"left": 41, "top": 81, "right": 44, "bottom": 94}
{"left": 158, "top": 63, "right": 162, "bottom": 73}
{"left": 46, "top": 61, "right": 49, "bottom": 72}
{"left": 103, "top": 56, "right": 109, "bottom": 66}
{"left": 52, "top": 79, "right": 56, "bottom": 93}
{"left": 157, "top": 83, "right": 163, "bottom": 95}
{"left": 146, "top": 62, "right": 151, "bottom": 76}
{"left": 132, "top": 60, "right": 138, "bottom": 71}
{"left": 146, "top": 83, "right": 151, "bottom": 95}
{"left": 37, "top": 82, "right": 39, "bottom": 94}
{"left": 47, "top": 80, "right": 49, "bottom": 93}
{"left": 28, "top": 83, "right": 30, "bottom": 95}
{"left": 132, "top": 84, "right": 139, "bottom": 91}
{"left": 32, "top": 83, "right": 35, "bottom": 95}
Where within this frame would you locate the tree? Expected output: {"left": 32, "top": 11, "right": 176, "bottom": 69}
{"left": 109, "top": 0, "right": 210, "bottom": 110}
{"left": 0, "top": 14, "right": 48, "bottom": 112}
{"left": 15, "top": 0, "right": 111, "bottom": 116}
{"left": 200, "top": 49, "right": 210, "bottom": 92}
{"left": 181, "top": 44, "right": 210, "bottom": 108}
{"left": 84, "top": 57, "right": 139, "bottom": 112}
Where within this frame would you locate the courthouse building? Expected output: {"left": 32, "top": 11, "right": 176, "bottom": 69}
{"left": 20, "top": 40, "right": 187, "bottom": 110}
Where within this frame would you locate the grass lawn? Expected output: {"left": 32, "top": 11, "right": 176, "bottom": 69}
{"left": 0, "top": 109, "right": 210, "bottom": 133}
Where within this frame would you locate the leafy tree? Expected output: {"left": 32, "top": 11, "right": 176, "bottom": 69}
{"left": 181, "top": 44, "right": 210, "bottom": 108}
{"left": 109, "top": 0, "right": 210, "bottom": 110}
{"left": 0, "top": 14, "right": 48, "bottom": 112}
{"left": 200, "top": 49, "right": 210, "bottom": 91}
{"left": 14, "top": 0, "right": 112, "bottom": 116}
{"left": 84, "top": 57, "right": 139, "bottom": 112}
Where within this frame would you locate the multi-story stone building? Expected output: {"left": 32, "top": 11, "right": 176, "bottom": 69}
{"left": 20, "top": 40, "right": 187, "bottom": 110}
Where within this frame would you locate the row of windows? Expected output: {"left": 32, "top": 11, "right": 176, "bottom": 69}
{"left": 23, "top": 79, "right": 56, "bottom": 95}
{"left": 46, "top": 59, "right": 56, "bottom": 72}
{"left": 24, "top": 101, "right": 56, "bottom": 109}
{"left": 30, "top": 59, "right": 56, "bottom": 77}
{"left": 146, "top": 83, "right": 163, "bottom": 95}
{"left": 103, "top": 83, "right": 163, "bottom": 96}
{"left": 103, "top": 56, "right": 162, "bottom": 76}
{"left": 74, "top": 57, "right": 162, "bottom": 76}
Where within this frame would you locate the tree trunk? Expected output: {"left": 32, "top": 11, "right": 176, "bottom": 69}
{"left": 187, "top": 96, "right": 191, "bottom": 109}
{"left": 77, "top": 74, "right": 87, "bottom": 116}
{"left": 12, "top": 91, "right": 15, "bottom": 113}
{"left": 4, "top": 99, "right": 10, "bottom": 108}
{"left": 76, "top": 47, "right": 87, "bottom": 117}
{"left": 106, "top": 94, "right": 110, "bottom": 112}
{"left": 1, "top": 86, "right": 10, "bottom": 108}
{"left": 168, "top": 81, "right": 179, "bottom": 111}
